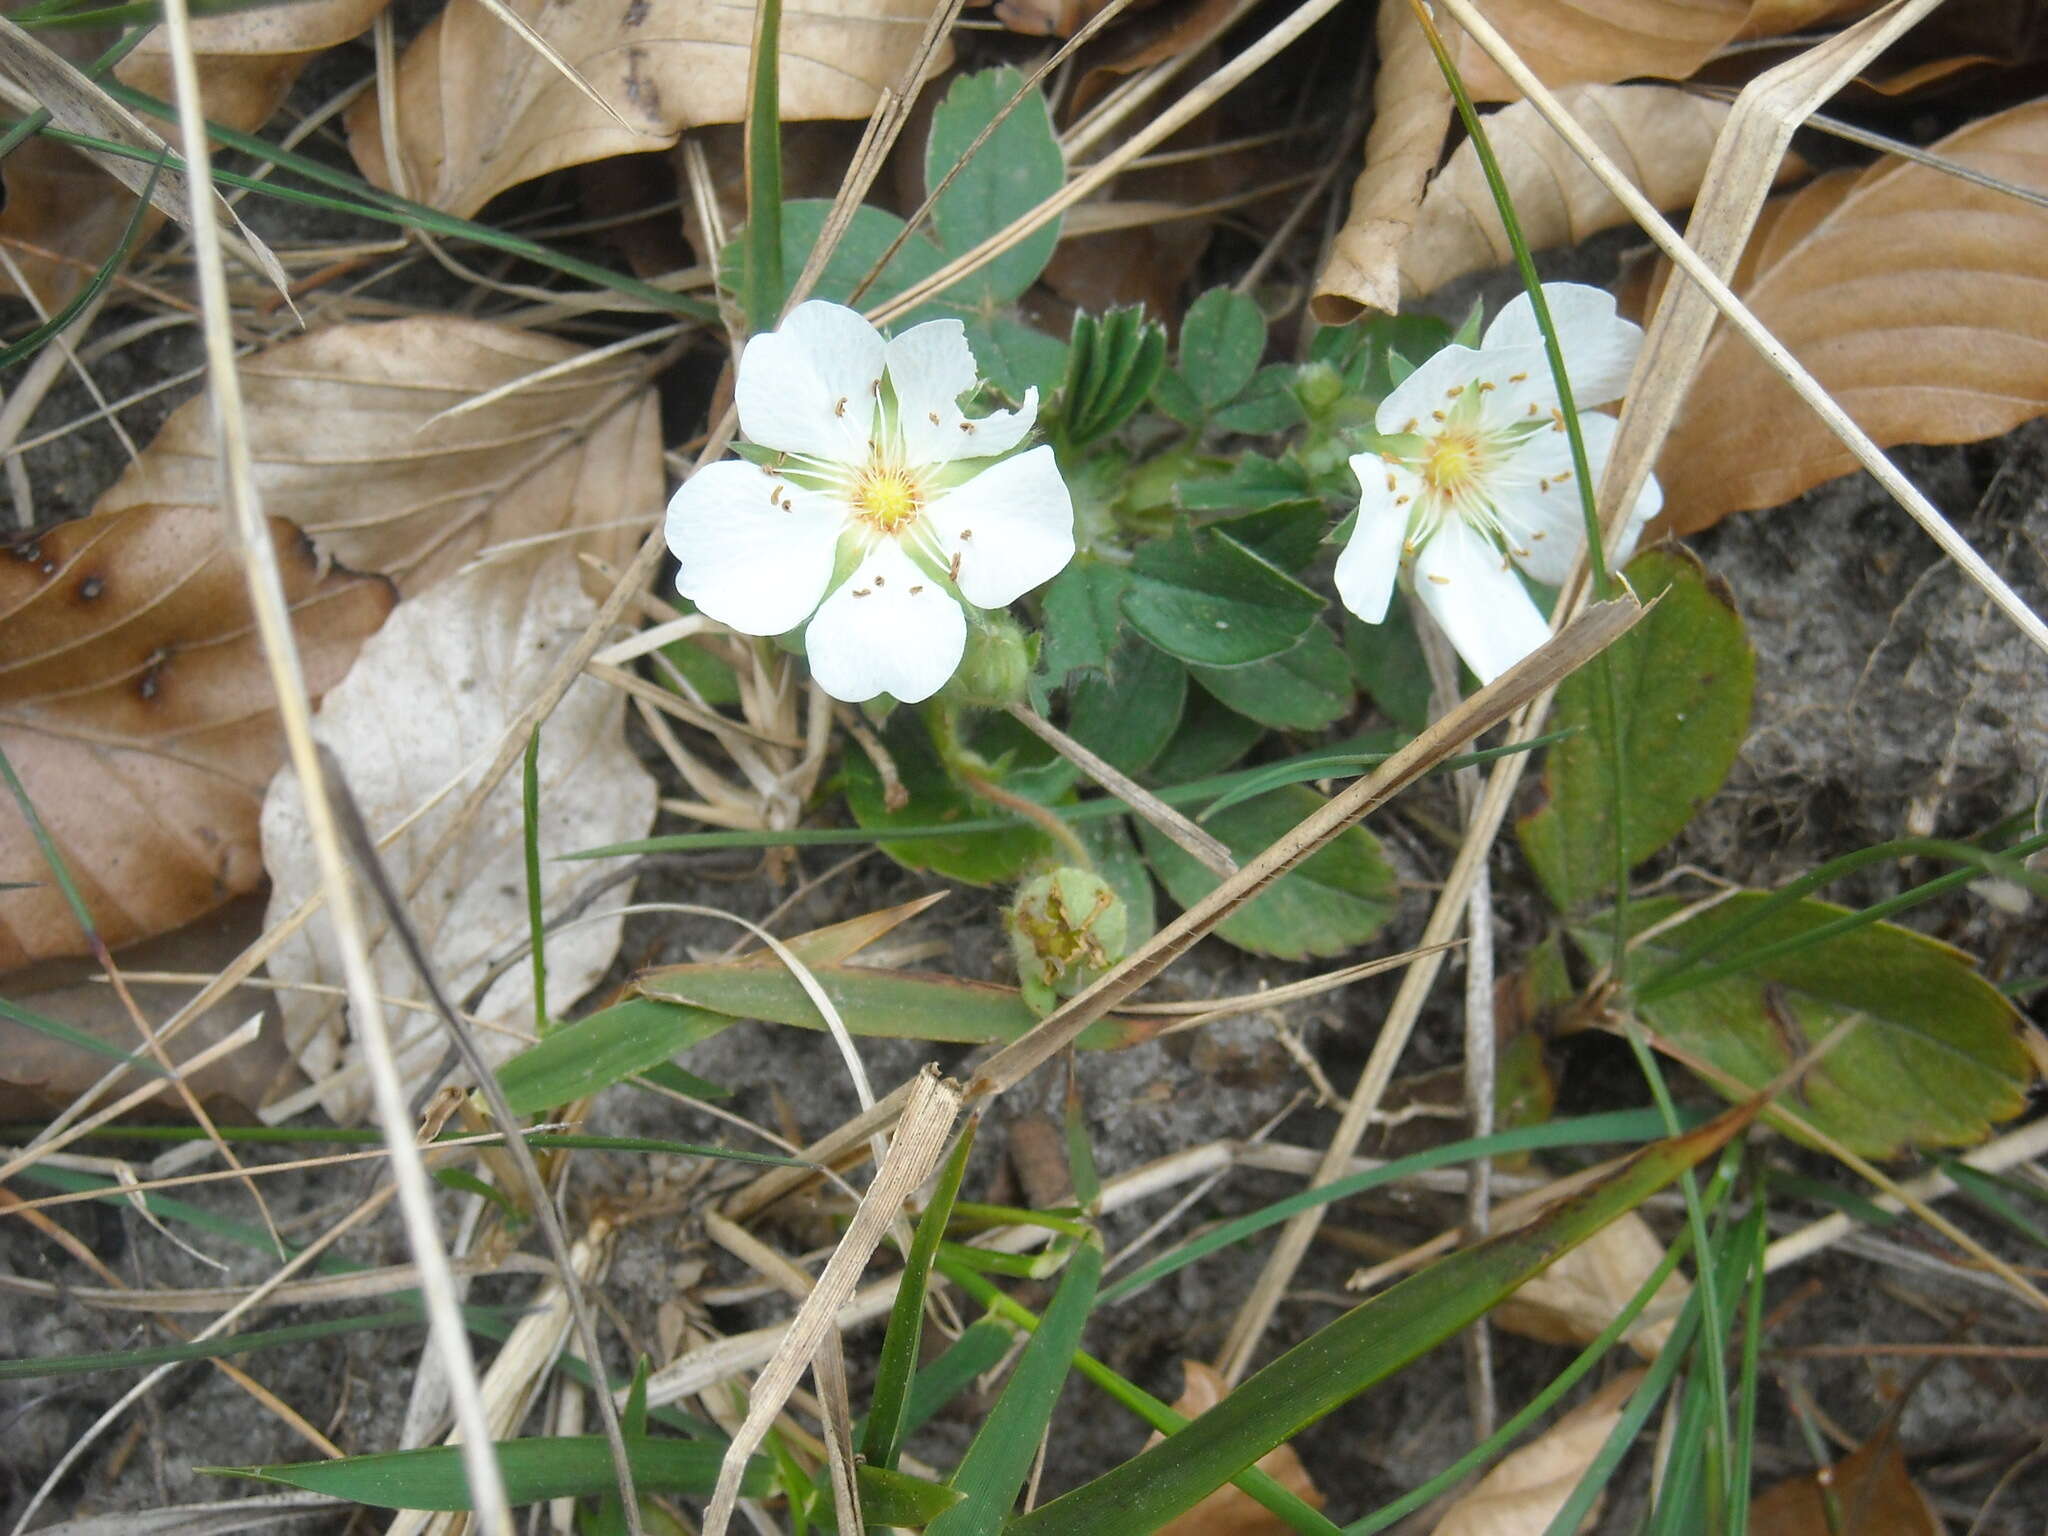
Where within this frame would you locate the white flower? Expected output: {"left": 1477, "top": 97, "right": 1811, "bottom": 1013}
{"left": 666, "top": 301, "right": 1075, "bottom": 703}
{"left": 1336, "top": 283, "right": 1663, "bottom": 685}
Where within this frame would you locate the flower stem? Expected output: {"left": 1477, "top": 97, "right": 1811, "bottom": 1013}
{"left": 928, "top": 704, "right": 1095, "bottom": 870}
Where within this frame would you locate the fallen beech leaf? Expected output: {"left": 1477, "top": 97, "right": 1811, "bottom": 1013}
{"left": 260, "top": 552, "right": 656, "bottom": 1124}
{"left": 1312, "top": 0, "right": 1453, "bottom": 321}
{"left": 0, "top": 506, "right": 394, "bottom": 970}
{"left": 0, "top": 896, "right": 299, "bottom": 1118}
{"left": 1431, "top": 1370, "right": 1645, "bottom": 1536}
{"left": 115, "top": 0, "right": 390, "bottom": 141}
{"left": 1655, "top": 97, "right": 2048, "bottom": 533}
{"left": 96, "top": 317, "right": 658, "bottom": 596}
{"left": 0, "top": 135, "right": 144, "bottom": 311}
{"left": 1145, "top": 1360, "right": 1326, "bottom": 1535}
{"left": 1749, "top": 1427, "right": 1943, "bottom": 1536}
{"left": 343, "top": 0, "right": 951, "bottom": 218}
{"left": 1400, "top": 85, "right": 1805, "bottom": 300}
{"left": 1492, "top": 1208, "right": 1690, "bottom": 1358}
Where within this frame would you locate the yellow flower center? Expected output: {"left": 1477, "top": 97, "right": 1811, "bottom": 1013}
{"left": 854, "top": 467, "right": 922, "bottom": 533}
{"left": 1422, "top": 430, "right": 1484, "bottom": 497}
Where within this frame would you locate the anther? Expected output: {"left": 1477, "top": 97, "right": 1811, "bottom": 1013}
{"left": 852, "top": 588, "right": 872, "bottom": 598}
{"left": 834, "top": 396, "right": 848, "bottom": 417}
{"left": 1445, "top": 385, "right": 1463, "bottom": 398}
{"left": 1427, "top": 573, "right": 1451, "bottom": 585}
{"left": 1508, "top": 372, "right": 1528, "bottom": 382}
{"left": 928, "top": 411, "right": 941, "bottom": 425}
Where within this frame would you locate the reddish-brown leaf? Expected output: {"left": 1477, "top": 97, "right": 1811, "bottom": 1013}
{"left": 0, "top": 505, "right": 394, "bottom": 969}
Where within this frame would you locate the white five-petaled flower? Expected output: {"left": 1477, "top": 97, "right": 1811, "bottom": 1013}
{"left": 1336, "top": 283, "right": 1663, "bottom": 685}
{"left": 665, "top": 301, "right": 1075, "bottom": 704}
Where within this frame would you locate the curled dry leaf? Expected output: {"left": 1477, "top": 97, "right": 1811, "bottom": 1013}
{"left": 344, "top": 0, "right": 952, "bottom": 218}
{"left": 1491, "top": 1207, "right": 1690, "bottom": 1359}
{"left": 1748, "top": 1427, "right": 1944, "bottom": 1536}
{"left": 1144, "top": 1360, "right": 1326, "bottom": 1535}
{"left": 1430, "top": 1370, "right": 1645, "bottom": 1536}
{"left": 96, "top": 317, "right": 658, "bottom": 596}
{"left": 1312, "top": 0, "right": 1453, "bottom": 321}
{"left": 0, "top": 505, "right": 395, "bottom": 970}
{"left": 115, "top": 0, "right": 391, "bottom": 144}
{"left": 260, "top": 551, "right": 656, "bottom": 1124}
{"left": 1442, "top": 0, "right": 1876, "bottom": 103}
{"left": 1400, "top": 85, "right": 1805, "bottom": 300}
{"left": 1655, "top": 96, "right": 2048, "bottom": 533}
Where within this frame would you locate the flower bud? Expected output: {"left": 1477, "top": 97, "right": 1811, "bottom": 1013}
{"left": 1293, "top": 360, "right": 1346, "bottom": 417}
{"left": 943, "top": 610, "right": 1034, "bottom": 708}
{"left": 1004, "top": 867, "right": 1129, "bottom": 1017}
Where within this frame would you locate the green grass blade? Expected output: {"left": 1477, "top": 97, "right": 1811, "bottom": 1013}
{"left": 206, "top": 1435, "right": 768, "bottom": 1511}
{"left": 928, "top": 1241, "right": 1104, "bottom": 1534}
{"left": 863, "top": 1118, "right": 978, "bottom": 1471}
{"left": 1100, "top": 1108, "right": 1683, "bottom": 1306}
{"left": 742, "top": 0, "right": 784, "bottom": 329}
{"left": 5, "top": 1121, "right": 798, "bottom": 1165}
{"left": 0, "top": 996, "right": 165, "bottom": 1076}
{"left": 521, "top": 727, "right": 549, "bottom": 1038}
{"left": 493, "top": 996, "right": 735, "bottom": 1116}
{"left": 1008, "top": 1105, "right": 1755, "bottom": 1536}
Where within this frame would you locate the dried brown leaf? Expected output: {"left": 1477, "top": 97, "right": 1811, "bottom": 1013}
{"left": 1144, "top": 1360, "right": 1326, "bottom": 1536}
{"left": 1430, "top": 1370, "right": 1645, "bottom": 1536}
{"left": 0, "top": 505, "right": 395, "bottom": 969}
{"left": 342, "top": 0, "right": 952, "bottom": 218}
{"left": 0, "top": 895, "right": 299, "bottom": 1118}
{"left": 95, "top": 317, "right": 658, "bottom": 596}
{"left": 113, "top": 0, "right": 389, "bottom": 141}
{"left": 1748, "top": 1428, "right": 1945, "bottom": 1536}
{"left": 1312, "top": 0, "right": 1453, "bottom": 321}
{"left": 0, "top": 136, "right": 147, "bottom": 312}
{"left": 1400, "top": 85, "right": 1806, "bottom": 299}
{"left": 261, "top": 552, "right": 656, "bottom": 1123}
{"left": 1654, "top": 97, "right": 2048, "bottom": 533}
{"left": 1491, "top": 1208, "right": 1690, "bottom": 1358}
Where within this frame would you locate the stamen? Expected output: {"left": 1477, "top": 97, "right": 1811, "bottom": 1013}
{"left": 1385, "top": 473, "right": 1397, "bottom": 492}
{"left": 1430, "top": 410, "right": 1447, "bottom": 422}
{"left": 1445, "top": 385, "right": 1463, "bottom": 398}
{"left": 1477, "top": 380, "right": 1496, "bottom": 392}
{"left": 910, "top": 584, "right": 924, "bottom": 595}
{"left": 948, "top": 552, "right": 963, "bottom": 581}
{"left": 959, "top": 528, "right": 973, "bottom": 539}
{"left": 852, "top": 588, "right": 872, "bottom": 598}
{"left": 1401, "top": 418, "right": 1418, "bottom": 432}
{"left": 928, "top": 411, "right": 941, "bottom": 425}
{"left": 1427, "top": 573, "right": 1451, "bottom": 585}
{"left": 1508, "top": 372, "right": 1528, "bottom": 382}
{"left": 834, "top": 397, "right": 848, "bottom": 417}
{"left": 873, "top": 573, "right": 886, "bottom": 586}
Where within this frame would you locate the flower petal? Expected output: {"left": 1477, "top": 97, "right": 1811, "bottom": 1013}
{"left": 804, "top": 540, "right": 967, "bottom": 703}
{"left": 668, "top": 460, "right": 844, "bottom": 636}
{"left": 1488, "top": 411, "right": 1614, "bottom": 586}
{"left": 1412, "top": 519, "right": 1552, "bottom": 685}
{"left": 735, "top": 300, "right": 885, "bottom": 464}
{"left": 1612, "top": 469, "right": 1664, "bottom": 568}
{"left": 928, "top": 446, "right": 1074, "bottom": 609}
{"left": 885, "top": 318, "right": 1040, "bottom": 463}
{"left": 1483, "top": 283, "right": 1643, "bottom": 406}
{"left": 1336, "top": 452, "right": 1420, "bottom": 624}
{"left": 1375, "top": 342, "right": 1488, "bottom": 435}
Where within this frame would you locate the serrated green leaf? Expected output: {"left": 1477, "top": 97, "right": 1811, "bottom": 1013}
{"left": 1037, "top": 559, "right": 1130, "bottom": 684}
{"left": 1179, "top": 452, "right": 1314, "bottom": 512}
{"left": 1067, "top": 632, "right": 1187, "bottom": 773}
{"left": 1138, "top": 786, "right": 1395, "bottom": 958}
{"left": 1342, "top": 607, "right": 1433, "bottom": 732}
{"left": 1211, "top": 365, "right": 1308, "bottom": 434}
{"left": 1580, "top": 895, "right": 2030, "bottom": 1157}
{"left": 1178, "top": 287, "right": 1266, "bottom": 408}
{"left": 1122, "top": 525, "right": 1323, "bottom": 667}
{"left": 208, "top": 1436, "right": 762, "bottom": 1511}
{"left": 1145, "top": 689, "right": 1264, "bottom": 783}
{"left": 843, "top": 712, "right": 1056, "bottom": 885}
{"left": 634, "top": 962, "right": 1158, "bottom": 1051}
{"left": 926, "top": 68, "right": 1063, "bottom": 309}
{"left": 1062, "top": 306, "right": 1167, "bottom": 448}
{"left": 1518, "top": 547, "right": 1755, "bottom": 911}
{"left": 1190, "top": 623, "right": 1351, "bottom": 732}
{"left": 1212, "top": 500, "right": 1327, "bottom": 572}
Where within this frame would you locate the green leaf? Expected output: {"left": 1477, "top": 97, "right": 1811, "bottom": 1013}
{"left": 1150, "top": 367, "right": 1205, "bottom": 428}
{"left": 1517, "top": 547, "right": 1754, "bottom": 910}
{"left": 843, "top": 712, "right": 1056, "bottom": 885}
{"left": 723, "top": 200, "right": 944, "bottom": 318}
{"left": 634, "top": 962, "right": 1156, "bottom": 1052}
{"left": 925, "top": 67, "right": 1064, "bottom": 309}
{"left": 207, "top": 1435, "right": 763, "bottom": 1511}
{"left": 1067, "top": 633, "right": 1187, "bottom": 774}
{"left": 1211, "top": 365, "right": 1307, "bottom": 434}
{"left": 1121, "top": 524, "right": 1323, "bottom": 667}
{"left": 1190, "top": 623, "right": 1351, "bottom": 732}
{"left": 929, "top": 1242, "right": 1104, "bottom": 1534}
{"left": 855, "top": 1465, "right": 965, "bottom": 1529}
{"left": 1178, "top": 453, "right": 1314, "bottom": 512}
{"left": 494, "top": 997, "right": 731, "bottom": 1117}
{"left": 1006, "top": 1107, "right": 1754, "bottom": 1536}
{"left": 1580, "top": 894, "right": 2030, "bottom": 1157}
{"left": 1177, "top": 288, "right": 1266, "bottom": 408}
{"left": 1037, "top": 559, "right": 1130, "bottom": 684}
{"left": 1138, "top": 786, "right": 1395, "bottom": 959}
{"left": 1342, "top": 607, "right": 1432, "bottom": 732}
{"left": 964, "top": 313, "right": 1068, "bottom": 401}
{"left": 1212, "top": 500, "right": 1327, "bottom": 573}
{"left": 1144, "top": 689, "right": 1264, "bottom": 783}
{"left": 1060, "top": 306, "right": 1169, "bottom": 449}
